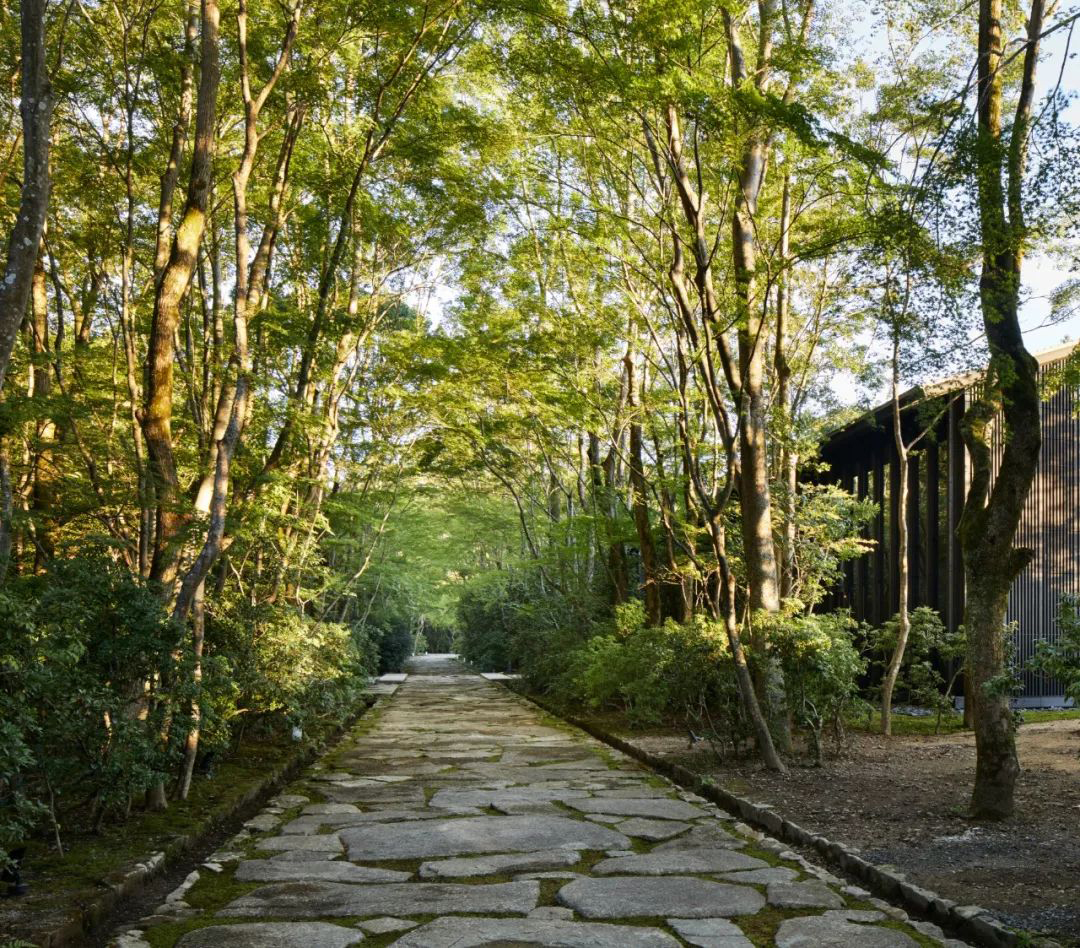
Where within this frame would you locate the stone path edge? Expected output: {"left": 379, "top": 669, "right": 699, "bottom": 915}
{"left": 506, "top": 683, "right": 1036, "bottom": 948}
{"left": 34, "top": 692, "right": 382, "bottom": 948}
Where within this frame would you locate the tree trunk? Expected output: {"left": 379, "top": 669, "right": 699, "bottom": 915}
{"left": 881, "top": 343, "right": 910, "bottom": 736}
{"left": 142, "top": 0, "right": 221, "bottom": 592}
{"left": 0, "top": 0, "right": 52, "bottom": 393}
{"left": 956, "top": 0, "right": 1046, "bottom": 819}
{"left": 177, "top": 580, "right": 205, "bottom": 800}
{"left": 624, "top": 353, "right": 662, "bottom": 625}
{"left": 29, "top": 252, "right": 56, "bottom": 565}
{"left": 774, "top": 174, "right": 797, "bottom": 601}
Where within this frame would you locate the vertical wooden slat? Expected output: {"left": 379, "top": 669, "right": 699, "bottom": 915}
{"left": 908, "top": 452, "right": 921, "bottom": 608}
{"left": 874, "top": 446, "right": 887, "bottom": 626}
{"left": 926, "top": 436, "right": 941, "bottom": 613}
{"left": 947, "top": 395, "right": 966, "bottom": 632}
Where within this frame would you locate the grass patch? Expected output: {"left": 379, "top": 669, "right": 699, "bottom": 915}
{"left": 736, "top": 905, "right": 823, "bottom": 946}
{"left": 1021, "top": 709, "right": 1080, "bottom": 724}
{"left": 847, "top": 710, "right": 967, "bottom": 736}
{"left": 182, "top": 868, "right": 259, "bottom": 912}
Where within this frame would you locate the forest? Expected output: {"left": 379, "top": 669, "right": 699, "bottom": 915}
{"left": 1, "top": 0, "right": 1079, "bottom": 916}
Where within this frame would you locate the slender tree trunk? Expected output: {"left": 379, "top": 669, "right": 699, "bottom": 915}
{"left": 0, "top": 0, "right": 52, "bottom": 393}
{"left": 142, "top": 0, "right": 221, "bottom": 592}
{"left": 177, "top": 580, "right": 205, "bottom": 800}
{"left": 881, "top": 338, "right": 910, "bottom": 735}
{"left": 141, "top": 0, "right": 221, "bottom": 813}
{"left": 624, "top": 353, "right": 662, "bottom": 625}
{"left": 29, "top": 253, "right": 56, "bottom": 565}
{"left": 774, "top": 174, "right": 797, "bottom": 600}
{"left": 0, "top": 441, "right": 12, "bottom": 579}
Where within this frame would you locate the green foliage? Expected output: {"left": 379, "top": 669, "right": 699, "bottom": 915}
{"left": 765, "top": 610, "right": 867, "bottom": 763}
{"left": 0, "top": 554, "right": 182, "bottom": 854}
{"left": 456, "top": 571, "right": 604, "bottom": 681}
{"left": 566, "top": 606, "right": 742, "bottom": 731}
{"left": 0, "top": 552, "right": 378, "bottom": 858}
{"left": 207, "top": 595, "right": 377, "bottom": 736}
{"left": 1029, "top": 596, "right": 1080, "bottom": 705}
{"left": 787, "top": 484, "right": 877, "bottom": 608}
{"left": 867, "top": 607, "right": 966, "bottom": 729}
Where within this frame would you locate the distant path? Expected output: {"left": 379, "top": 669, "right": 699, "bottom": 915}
{"left": 112, "top": 654, "right": 965, "bottom": 947}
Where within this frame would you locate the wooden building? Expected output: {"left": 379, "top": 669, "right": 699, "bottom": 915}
{"left": 819, "top": 343, "right": 1079, "bottom": 705}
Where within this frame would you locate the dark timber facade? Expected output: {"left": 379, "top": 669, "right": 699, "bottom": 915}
{"left": 819, "top": 343, "right": 1079, "bottom": 705}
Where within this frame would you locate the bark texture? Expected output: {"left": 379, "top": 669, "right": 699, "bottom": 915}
{"left": 0, "top": 0, "right": 52, "bottom": 393}
{"left": 958, "top": 0, "right": 1045, "bottom": 819}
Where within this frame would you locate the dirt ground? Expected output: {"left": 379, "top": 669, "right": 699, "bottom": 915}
{"left": 611, "top": 717, "right": 1080, "bottom": 944}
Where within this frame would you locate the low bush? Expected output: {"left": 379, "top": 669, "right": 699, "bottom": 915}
{"left": 1029, "top": 595, "right": 1080, "bottom": 705}
{"left": 765, "top": 609, "right": 867, "bottom": 762}
{"left": 866, "top": 606, "right": 966, "bottom": 731}
{"left": 0, "top": 550, "right": 383, "bottom": 866}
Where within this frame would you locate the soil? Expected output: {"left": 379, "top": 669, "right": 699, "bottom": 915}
{"left": 603, "top": 716, "right": 1080, "bottom": 944}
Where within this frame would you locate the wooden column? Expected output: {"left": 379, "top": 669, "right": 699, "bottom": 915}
{"left": 926, "top": 435, "right": 941, "bottom": 614}
{"left": 908, "top": 452, "right": 921, "bottom": 607}
{"left": 857, "top": 464, "right": 870, "bottom": 622}
{"left": 873, "top": 445, "right": 887, "bottom": 625}
{"left": 889, "top": 447, "right": 901, "bottom": 616}
{"left": 946, "top": 395, "right": 966, "bottom": 631}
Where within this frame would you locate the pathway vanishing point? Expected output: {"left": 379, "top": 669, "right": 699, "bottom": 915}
{"left": 112, "top": 655, "right": 972, "bottom": 947}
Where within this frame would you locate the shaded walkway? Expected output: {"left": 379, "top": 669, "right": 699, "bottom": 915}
{"left": 113, "top": 655, "right": 967, "bottom": 946}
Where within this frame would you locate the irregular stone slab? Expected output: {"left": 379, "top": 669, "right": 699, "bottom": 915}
{"left": 653, "top": 824, "right": 745, "bottom": 851}
{"left": 235, "top": 860, "right": 410, "bottom": 884}
{"left": 356, "top": 918, "right": 416, "bottom": 935}
{"left": 557, "top": 876, "right": 765, "bottom": 919}
{"left": 667, "top": 918, "right": 754, "bottom": 948}
{"left": 568, "top": 798, "right": 704, "bottom": 821}
{"left": 767, "top": 879, "right": 845, "bottom": 909}
{"left": 302, "top": 803, "right": 361, "bottom": 815}
{"left": 177, "top": 922, "right": 363, "bottom": 948}
{"left": 716, "top": 867, "right": 798, "bottom": 885}
{"left": 428, "top": 787, "right": 589, "bottom": 809}
{"left": 492, "top": 800, "right": 565, "bottom": 816}
{"left": 419, "top": 850, "right": 581, "bottom": 879}
{"left": 592, "top": 849, "right": 766, "bottom": 875}
{"left": 341, "top": 815, "right": 629, "bottom": 860}
{"left": 528, "top": 907, "right": 575, "bottom": 920}
{"left": 284, "top": 809, "right": 452, "bottom": 834}
{"left": 270, "top": 850, "right": 338, "bottom": 862}
{"left": 389, "top": 916, "right": 680, "bottom": 947}
{"left": 823, "top": 910, "right": 887, "bottom": 922}
{"left": 256, "top": 834, "right": 343, "bottom": 854}
{"left": 271, "top": 794, "right": 310, "bottom": 808}
{"left": 243, "top": 814, "right": 281, "bottom": 833}
{"left": 516, "top": 871, "right": 582, "bottom": 880}
{"left": 220, "top": 880, "right": 539, "bottom": 919}
{"left": 321, "top": 785, "right": 426, "bottom": 805}
{"left": 774, "top": 915, "right": 918, "bottom": 947}
{"left": 617, "top": 818, "right": 690, "bottom": 841}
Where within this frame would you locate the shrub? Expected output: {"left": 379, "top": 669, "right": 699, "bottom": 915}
{"left": 0, "top": 554, "right": 183, "bottom": 843}
{"left": 1029, "top": 596, "right": 1080, "bottom": 705}
{"left": 766, "top": 610, "right": 867, "bottom": 763}
{"left": 375, "top": 624, "right": 415, "bottom": 673}
{"left": 867, "top": 606, "right": 965, "bottom": 730}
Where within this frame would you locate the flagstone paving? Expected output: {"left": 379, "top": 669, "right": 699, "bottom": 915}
{"left": 111, "top": 655, "right": 972, "bottom": 947}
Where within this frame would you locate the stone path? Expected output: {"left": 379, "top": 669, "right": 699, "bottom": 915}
{"left": 113, "top": 655, "right": 971, "bottom": 947}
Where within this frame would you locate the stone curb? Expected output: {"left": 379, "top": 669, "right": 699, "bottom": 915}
{"left": 508, "top": 686, "right": 1042, "bottom": 948}
{"left": 32, "top": 693, "right": 381, "bottom": 948}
